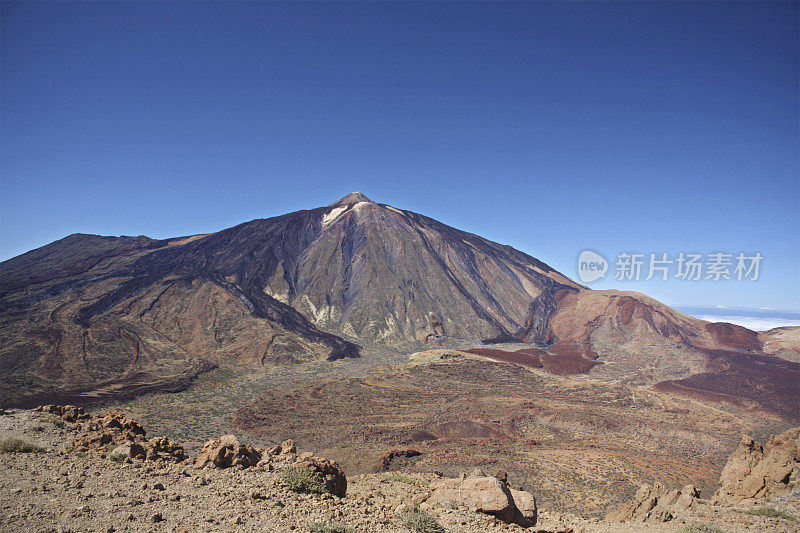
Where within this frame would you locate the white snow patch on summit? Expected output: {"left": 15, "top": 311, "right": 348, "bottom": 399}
{"left": 323, "top": 205, "right": 349, "bottom": 227}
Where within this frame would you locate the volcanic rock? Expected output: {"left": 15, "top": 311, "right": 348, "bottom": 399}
{"left": 426, "top": 469, "right": 536, "bottom": 527}
{"left": 72, "top": 413, "right": 146, "bottom": 452}
{"left": 109, "top": 442, "right": 146, "bottom": 461}
{"left": 292, "top": 452, "right": 347, "bottom": 498}
{"left": 715, "top": 426, "right": 800, "bottom": 501}
{"left": 606, "top": 482, "right": 699, "bottom": 523}
{"left": 279, "top": 439, "right": 296, "bottom": 455}
{"left": 194, "top": 435, "right": 261, "bottom": 469}
{"left": 374, "top": 449, "right": 422, "bottom": 472}
{"left": 146, "top": 436, "right": 186, "bottom": 462}
{"left": 509, "top": 488, "right": 538, "bottom": 525}
{"left": 69, "top": 411, "right": 186, "bottom": 463}
{"left": 35, "top": 404, "right": 89, "bottom": 423}
{"left": 261, "top": 438, "right": 347, "bottom": 497}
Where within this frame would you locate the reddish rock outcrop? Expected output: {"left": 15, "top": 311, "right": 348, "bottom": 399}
{"left": 194, "top": 434, "right": 261, "bottom": 469}
{"left": 264, "top": 439, "right": 348, "bottom": 497}
{"left": 374, "top": 449, "right": 422, "bottom": 472}
{"left": 35, "top": 404, "right": 89, "bottom": 423}
{"left": 426, "top": 470, "right": 536, "bottom": 527}
{"left": 146, "top": 436, "right": 186, "bottom": 462}
{"left": 72, "top": 413, "right": 146, "bottom": 452}
{"left": 293, "top": 452, "right": 348, "bottom": 498}
{"left": 606, "top": 483, "right": 699, "bottom": 523}
{"left": 715, "top": 427, "right": 800, "bottom": 501}
{"left": 70, "top": 410, "right": 186, "bottom": 463}
{"left": 109, "top": 442, "right": 146, "bottom": 460}
{"left": 192, "top": 435, "right": 347, "bottom": 496}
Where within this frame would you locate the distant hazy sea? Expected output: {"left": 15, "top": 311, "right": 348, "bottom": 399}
{"left": 676, "top": 306, "right": 800, "bottom": 331}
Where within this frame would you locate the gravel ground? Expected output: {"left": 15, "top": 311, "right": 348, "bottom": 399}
{"left": 0, "top": 407, "right": 797, "bottom": 533}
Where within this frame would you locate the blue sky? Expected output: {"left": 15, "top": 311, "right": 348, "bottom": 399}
{"left": 1, "top": 1, "right": 798, "bottom": 310}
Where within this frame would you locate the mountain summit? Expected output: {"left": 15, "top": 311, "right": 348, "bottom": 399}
{"left": 328, "top": 191, "right": 372, "bottom": 207}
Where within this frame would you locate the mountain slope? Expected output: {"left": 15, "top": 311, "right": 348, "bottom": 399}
{"left": 1, "top": 193, "right": 796, "bottom": 412}
{"left": 0, "top": 193, "right": 580, "bottom": 406}
{"left": 268, "top": 193, "right": 581, "bottom": 342}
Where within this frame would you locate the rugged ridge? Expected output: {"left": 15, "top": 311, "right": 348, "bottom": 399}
{"left": 1, "top": 192, "right": 797, "bottom": 413}
{"left": 0, "top": 193, "right": 580, "bottom": 406}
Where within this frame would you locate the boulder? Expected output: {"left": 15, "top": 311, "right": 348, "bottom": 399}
{"left": 374, "top": 449, "right": 422, "bottom": 472}
{"left": 279, "top": 439, "right": 296, "bottom": 455}
{"left": 606, "top": 483, "right": 698, "bottom": 523}
{"left": 426, "top": 469, "right": 536, "bottom": 526}
{"left": 146, "top": 436, "right": 186, "bottom": 463}
{"left": 261, "top": 438, "right": 347, "bottom": 496}
{"left": 510, "top": 488, "right": 537, "bottom": 525}
{"left": 267, "top": 439, "right": 297, "bottom": 457}
{"left": 194, "top": 435, "right": 261, "bottom": 469}
{"left": 109, "top": 442, "right": 146, "bottom": 460}
{"left": 96, "top": 413, "right": 146, "bottom": 436}
{"left": 715, "top": 427, "right": 799, "bottom": 502}
{"left": 72, "top": 413, "right": 147, "bottom": 452}
{"left": 36, "top": 404, "right": 89, "bottom": 422}
{"left": 293, "top": 452, "right": 347, "bottom": 497}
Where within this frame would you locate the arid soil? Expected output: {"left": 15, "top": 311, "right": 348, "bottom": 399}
{"left": 233, "top": 356, "right": 794, "bottom": 518}
{"left": 1, "top": 407, "right": 797, "bottom": 533}
{"left": 653, "top": 348, "right": 800, "bottom": 420}
{"left": 67, "top": 334, "right": 799, "bottom": 524}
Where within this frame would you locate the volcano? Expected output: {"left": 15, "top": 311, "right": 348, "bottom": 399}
{"left": 1, "top": 193, "right": 797, "bottom": 412}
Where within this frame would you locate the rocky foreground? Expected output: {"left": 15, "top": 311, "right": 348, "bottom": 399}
{"left": 0, "top": 406, "right": 798, "bottom": 533}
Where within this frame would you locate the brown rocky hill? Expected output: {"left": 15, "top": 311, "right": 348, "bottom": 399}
{"left": 1, "top": 192, "right": 797, "bottom": 413}
{"left": 759, "top": 326, "right": 800, "bottom": 362}
{"left": 514, "top": 288, "right": 800, "bottom": 419}
{"left": 0, "top": 193, "right": 581, "bottom": 406}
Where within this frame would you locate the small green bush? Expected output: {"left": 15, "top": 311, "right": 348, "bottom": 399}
{"left": 305, "top": 522, "right": 353, "bottom": 533}
{"left": 386, "top": 473, "right": 418, "bottom": 485}
{"left": 109, "top": 454, "right": 126, "bottom": 463}
{"left": 679, "top": 522, "right": 725, "bottom": 533}
{"left": 0, "top": 438, "right": 45, "bottom": 454}
{"left": 740, "top": 507, "right": 797, "bottom": 521}
{"left": 398, "top": 510, "right": 445, "bottom": 533}
{"left": 281, "top": 466, "right": 327, "bottom": 494}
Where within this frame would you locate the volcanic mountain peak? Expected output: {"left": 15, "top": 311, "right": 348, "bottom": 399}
{"left": 328, "top": 191, "right": 372, "bottom": 207}
{"left": 2, "top": 194, "right": 798, "bottom": 412}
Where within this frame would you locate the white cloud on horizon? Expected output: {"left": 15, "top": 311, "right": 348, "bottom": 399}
{"left": 693, "top": 315, "right": 800, "bottom": 332}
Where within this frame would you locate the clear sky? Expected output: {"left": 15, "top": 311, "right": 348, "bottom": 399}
{"left": 2, "top": 1, "right": 798, "bottom": 310}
